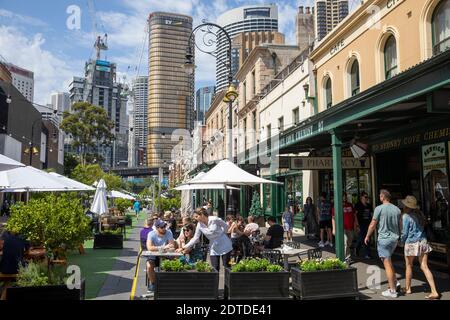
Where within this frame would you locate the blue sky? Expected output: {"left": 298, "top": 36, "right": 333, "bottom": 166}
{"left": 0, "top": 0, "right": 358, "bottom": 106}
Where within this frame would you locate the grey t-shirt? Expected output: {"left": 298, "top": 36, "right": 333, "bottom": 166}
{"left": 373, "top": 203, "right": 401, "bottom": 242}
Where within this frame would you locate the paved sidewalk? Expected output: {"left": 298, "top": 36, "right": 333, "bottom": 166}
{"left": 94, "top": 218, "right": 143, "bottom": 300}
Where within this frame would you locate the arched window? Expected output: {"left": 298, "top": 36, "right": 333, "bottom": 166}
{"left": 384, "top": 35, "right": 398, "bottom": 79}
{"left": 324, "top": 77, "right": 333, "bottom": 109}
{"left": 350, "top": 59, "right": 360, "bottom": 96}
{"left": 433, "top": 0, "right": 450, "bottom": 55}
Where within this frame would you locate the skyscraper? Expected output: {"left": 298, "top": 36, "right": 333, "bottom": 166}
{"left": 68, "top": 58, "right": 129, "bottom": 167}
{"left": 296, "top": 6, "right": 315, "bottom": 52}
{"left": 51, "top": 92, "right": 70, "bottom": 115}
{"left": 131, "top": 76, "right": 148, "bottom": 166}
{"left": 147, "top": 12, "right": 194, "bottom": 168}
{"left": 315, "top": 0, "right": 349, "bottom": 41}
{"left": 5, "top": 63, "right": 34, "bottom": 102}
{"left": 196, "top": 86, "right": 215, "bottom": 124}
{"left": 216, "top": 5, "right": 279, "bottom": 91}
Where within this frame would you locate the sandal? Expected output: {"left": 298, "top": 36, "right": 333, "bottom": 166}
{"left": 425, "top": 293, "right": 441, "bottom": 300}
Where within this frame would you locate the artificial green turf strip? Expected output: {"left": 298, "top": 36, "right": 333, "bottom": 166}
{"left": 66, "top": 210, "right": 147, "bottom": 299}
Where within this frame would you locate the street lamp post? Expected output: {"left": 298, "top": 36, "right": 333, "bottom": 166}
{"left": 27, "top": 118, "right": 41, "bottom": 166}
{"left": 184, "top": 22, "right": 238, "bottom": 162}
{"left": 184, "top": 22, "right": 239, "bottom": 216}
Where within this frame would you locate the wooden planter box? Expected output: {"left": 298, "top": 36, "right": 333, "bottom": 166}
{"left": 7, "top": 279, "right": 85, "bottom": 300}
{"left": 224, "top": 268, "right": 290, "bottom": 300}
{"left": 155, "top": 271, "right": 219, "bottom": 300}
{"left": 93, "top": 233, "right": 123, "bottom": 249}
{"left": 291, "top": 267, "right": 359, "bottom": 300}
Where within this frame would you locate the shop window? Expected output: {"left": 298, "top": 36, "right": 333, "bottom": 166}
{"left": 350, "top": 59, "right": 360, "bottom": 96}
{"left": 324, "top": 77, "right": 333, "bottom": 109}
{"left": 384, "top": 35, "right": 398, "bottom": 79}
{"left": 432, "top": 0, "right": 450, "bottom": 55}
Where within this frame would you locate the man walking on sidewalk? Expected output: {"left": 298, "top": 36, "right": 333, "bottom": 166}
{"left": 365, "top": 189, "right": 401, "bottom": 298}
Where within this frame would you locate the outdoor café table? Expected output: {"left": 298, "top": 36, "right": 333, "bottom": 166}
{"left": 274, "top": 246, "right": 308, "bottom": 270}
{"left": 141, "top": 251, "right": 183, "bottom": 259}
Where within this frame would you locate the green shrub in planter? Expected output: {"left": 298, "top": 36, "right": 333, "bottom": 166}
{"left": 299, "top": 258, "right": 347, "bottom": 272}
{"left": 115, "top": 198, "right": 133, "bottom": 215}
{"left": 155, "top": 259, "right": 218, "bottom": 300}
{"left": 7, "top": 194, "right": 91, "bottom": 256}
{"left": 231, "top": 258, "right": 284, "bottom": 273}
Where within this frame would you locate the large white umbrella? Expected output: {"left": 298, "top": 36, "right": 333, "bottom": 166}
{"left": 187, "top": 159, "right": 282, "bottom": 214}
{"left": 0, "top": 166, "right": 82, "bottom": 192}
{"left": 175, "top": 184, "right": 240, "bottom": 191}
{"left": 90, "top": 179, "right": 108, "bottom": 216}
{"left": 0, "top": 154, "right": 25, "bottom": 171}
{"left": 108, "top": 190, "right": 136, "bottom": 200}
{"left": 186, "top": 160, "right": 282, "bottom": 186}
{"left": 48, "top": 172, "right": 95, "bottom": 191}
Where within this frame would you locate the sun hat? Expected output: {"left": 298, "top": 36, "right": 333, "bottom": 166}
{"left": 402, "top": 195, "right": 418, "bottom": 209}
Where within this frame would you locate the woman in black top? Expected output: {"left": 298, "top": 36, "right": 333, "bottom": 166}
{"left": 302, "top": 197, "right": 318, "bottom": 239}
{"left": 354, "top": 192, "right": 373, "bottom": 259}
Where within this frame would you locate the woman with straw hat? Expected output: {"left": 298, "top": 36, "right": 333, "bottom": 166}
{"left": 400, "top": 195, "right": 440, "bottom": 299}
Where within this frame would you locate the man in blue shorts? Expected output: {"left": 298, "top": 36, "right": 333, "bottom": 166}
{"left": 365, "top": 189, "right": 401, "bottom": 298}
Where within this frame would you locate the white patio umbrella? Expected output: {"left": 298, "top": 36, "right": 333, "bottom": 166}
{"left": 187, "top": 160, "right": 282, "bottom": 186}
{"left": 174, "top": 184, "right": 240, "bottom": 191}
{"left": 187, "top": 159, "right": 282, "bottom": 214}
{"left": 90, "top": 179, "right": 108, "bottom": 216}
{"left": 0, "top": 154, "right": 25, "bottom": 171}
{"left": 108, "top": 190, "right": 136, "bottom": 200}
{"left": 48, "top": 172, "right": 95, "bottom": 191}
{"left": 0, "top": 166, "right": 83, "bottom": 192}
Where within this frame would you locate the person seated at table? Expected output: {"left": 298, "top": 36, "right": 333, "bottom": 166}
{"left": 176, "top": 217, "right": 193, "bottom": 244}
{"left": 164, "top": 211, "right": 177, "bottom": 237}
{"left": 244, "top": 216, "right": 260, "bottom": 237}
{"left": 176, "top": 223, "right": 203, "bottom": 264}
{"left": 229, "top": 216, "right": 245, "bottom": 253}
{"left": 140, "top": 218, "right": 154, "bottom": 250}
{"left": 225, "top": 215, "right": 235, "bottom": 237}
{"left": 263, "top": 217, "right": 284, "bottom": 249}
{"left": 146, "top": 220, "right": 175, "bottom": 293}
{"left": 0, "top": 230, "right": 30, "bottom": 274}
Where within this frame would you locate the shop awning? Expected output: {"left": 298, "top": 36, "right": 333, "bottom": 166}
{"left": 275, "top": 49, "right": 450, "bottom": 155}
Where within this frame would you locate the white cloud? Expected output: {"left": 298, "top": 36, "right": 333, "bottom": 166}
{"left": 0, "top": 9, "right": 48, "bottom": 28}
{"left": 0, "top": 26, "right": 81, "bottom": 105}
{"left": 278, "top": 3, "right": 298, "bottom": 45}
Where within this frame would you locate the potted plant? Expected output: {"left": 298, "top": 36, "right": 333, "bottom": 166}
{"left": 224, "top": 258, "right": 289, "bottom": 300}
{"left": 93, "top": 228, "right": 123, "bottom": 249}
{"left": 115, "top": 198, "right": 132, "bottom": 217}
{"left": 7, "top": 194, "right": 91, "bottom": 261}
{"left": 155, "top": 260, "right": 219, "bottom": 300}
{"left": 125, "top": 214, "right": 133, "bottom": 227}
{"left": 291, "top": 258, "right": 359, "bottom": 300}
{"left": 249, "top": 191, "right": 265, "bottom": 227}
{"left": 6, "top": 261, "right": 85, "bottom": 300}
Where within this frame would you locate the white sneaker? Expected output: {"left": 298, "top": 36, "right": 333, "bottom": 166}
{"left": 382, "top": 289, "right": 398, "bottom": 298}
{"left": 325, "top": 241, "right": 333, "bottom": 247}
{"left": 318, "top": 241, "right": 325, "bottom": 248}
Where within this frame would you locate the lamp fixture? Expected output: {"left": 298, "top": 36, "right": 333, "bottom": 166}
{"left": 6, "top": 95, "right": 12, "bottom": 104}
{"left": 350, "top": 138, "right": 368, "bottom": 158}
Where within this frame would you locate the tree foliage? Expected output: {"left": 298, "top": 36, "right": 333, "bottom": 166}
{"left": 69, "top": 164, "right": 123, "bottom": 191}
{"left": 6, "top": 194, "right": 91, "bottom": 254}
{"left": 249, "top": 191, "right": 264, "bottom": 217}
{"left": 60, "top": 102, "right": 115, "bottom": 165}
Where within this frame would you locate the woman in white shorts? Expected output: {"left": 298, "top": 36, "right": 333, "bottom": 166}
{"left": 400, "top": 196, "right": 440, "bottom": 299}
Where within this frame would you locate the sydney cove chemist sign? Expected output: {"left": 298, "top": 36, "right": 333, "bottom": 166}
{"left": 291, "top": 157, "right": 370, "bottom": 170}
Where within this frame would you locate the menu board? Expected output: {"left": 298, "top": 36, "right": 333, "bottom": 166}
{"left": 422, "top": 143, "right": 447, "bottom": 177}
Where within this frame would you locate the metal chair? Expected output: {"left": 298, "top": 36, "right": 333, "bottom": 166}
{"left": 261, "top": 249, "right": 283, "bottom": 265}
{"left": 307, "top": 248, "right": 322, "bottom": 260}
